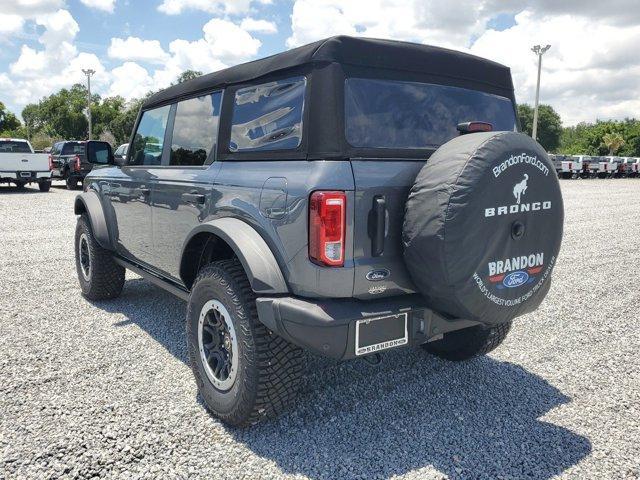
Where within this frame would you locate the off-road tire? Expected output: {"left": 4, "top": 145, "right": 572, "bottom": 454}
{"left": 75, "top": 214, "right": 125, "bottom": 300}
{"left": 39, "top": 180, "right": 51, "bottom": 192}
{"left": 422, "top": 322, "right": 512, "bottom": 361}
{"left": 187, "top": 259, "right": 304, "bottom": 427}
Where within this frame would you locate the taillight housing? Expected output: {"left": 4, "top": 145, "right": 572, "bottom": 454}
{"left": 309, "top": 191, "right": 346, "bottom": 267}
{"left": 74, "top": 155, "right": 81, "bottom": 172}
{"left": 48, "top": 154, "right": 53, "bottom": 171}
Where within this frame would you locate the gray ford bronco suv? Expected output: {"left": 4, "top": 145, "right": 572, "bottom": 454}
{"left": 74, "top": 36, "right": 564, "bottom": 426}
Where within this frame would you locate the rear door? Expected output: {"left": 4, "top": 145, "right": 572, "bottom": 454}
{"left": 107, "top": 104, "right": 171, "bottom": 265}
{"left": 151, "top": 91, "right": 223, "bottom": 281}
{"left": 344, "top": 77, "right": 518, "bottom": 299}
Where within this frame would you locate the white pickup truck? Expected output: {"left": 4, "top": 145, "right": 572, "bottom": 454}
{"left": 0, "top": 138, "right": 52, "bottom": 191}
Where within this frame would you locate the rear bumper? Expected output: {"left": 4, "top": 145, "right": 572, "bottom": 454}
{"left": 256, "top": 294, "right": 479, "bottom": 360}
{"left": 0, "top": 171, "right": 51, "bottom": 181}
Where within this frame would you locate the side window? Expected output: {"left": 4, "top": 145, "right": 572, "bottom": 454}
{"left": 230, "top": 76, "right": 305, "bottom": 152}
{"left": 169, "top": 92, "right": 222, "bottom": 166}
{"left": 128, "top": 105, "right": 171, "bottom": 166}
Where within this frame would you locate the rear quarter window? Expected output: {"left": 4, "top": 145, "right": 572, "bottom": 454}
{"left": 230, "top": 76, "right": 305, "bottom": 152}
{"left": 345, "top": 78, "right": 517, "bottom": 149}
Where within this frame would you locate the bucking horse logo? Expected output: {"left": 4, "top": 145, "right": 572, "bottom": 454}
{"left": 513, "top": 174, "right": 529, "bottom": 204}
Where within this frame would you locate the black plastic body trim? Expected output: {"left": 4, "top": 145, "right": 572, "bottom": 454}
{"left": 255, "top": 294, "right": 479, "bottom": 360}
{"left": 113, "top": 256, "right": 190, "bottom": 301}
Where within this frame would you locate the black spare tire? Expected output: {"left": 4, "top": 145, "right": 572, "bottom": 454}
{"left": 403, "top": 131, "right": 564, "bottom": 325}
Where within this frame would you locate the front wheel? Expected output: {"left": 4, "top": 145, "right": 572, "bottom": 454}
{"left": 75, "top": 214, "right": 125, "bottom": 300}
{"left": 421, "top": 322, "right": 512, "bottom": 361}
{"left": 187, "top": 259, "right": 303, "bottom": 427}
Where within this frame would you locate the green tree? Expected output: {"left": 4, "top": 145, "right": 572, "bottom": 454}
{"left": 0, "top": 101, "right": 22, "bottom": 133}
{"left": 559, "top": 119, "right": 640, "bottom": 156}
{"left": 109, "top": 97, "right": 145, "bottom": 145}
{"left": 518, "top": 103, "right": 562, "bottom": 151}
{"left": 173, "top": 70, "right": 202, "bottom": 84}
{"left": 602, "top": 132, "right": 625, "bottom": 155}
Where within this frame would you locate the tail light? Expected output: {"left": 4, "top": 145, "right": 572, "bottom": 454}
{"left": 74, "top": 155, "right": 81, "bottom": 172}
{"left": 309, "top": 191, "right": 346, "bottom": 267}
{"left": 48, "top": 154, "right": 53, "bottom": 171}
{"left": 569, "top": 162, "right": 572, "bottom": 171}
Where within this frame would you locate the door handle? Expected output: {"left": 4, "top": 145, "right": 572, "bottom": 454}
{"left": 372, "top": 196, "right": 386, "bottom": 256}
{"left": 182, "top": 192, "right": 206, "bottom": 205}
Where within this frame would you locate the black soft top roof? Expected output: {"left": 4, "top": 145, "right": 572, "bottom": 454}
{"left": 143, "top": 36, "right": 514, "bottom": 109}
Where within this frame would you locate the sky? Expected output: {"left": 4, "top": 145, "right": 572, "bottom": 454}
{"left": 1, "top": 0, "right": 639, "bottom": 126}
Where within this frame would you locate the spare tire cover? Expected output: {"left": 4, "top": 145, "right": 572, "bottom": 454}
{"left": 403, "top": 131, "right": 564, "bottom": 325}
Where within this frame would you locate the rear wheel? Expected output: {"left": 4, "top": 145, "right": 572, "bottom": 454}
{"left": 422, "top": 322, "right": 511, "bottom": 361}
{"left": 39, "top": 180, "right": 51, "bottom": 192}
{"left": 75, "top": 214, "right": 125, "bottom": 300}
{"left": 187, "top": 259, "right": 303, "bottom": 427}
{"left": 66, "top": 176, "right": 78, "bottom": 190}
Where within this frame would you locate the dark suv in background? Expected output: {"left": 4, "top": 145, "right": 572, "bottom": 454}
{"left": 50, "top": 141, "right": 95, "bottom": 189}
{"left": 73, "top": 36, "right": 564, "bottom": 427}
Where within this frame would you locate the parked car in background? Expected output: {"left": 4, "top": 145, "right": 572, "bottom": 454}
{"left": 49, "top": 141, "right": 95, "bottom": 189}
{"left": 0, "top": 138, "right": 52, "bottom": 191}
{"left": 548, "top": 154, "right": 577, "bottom": 179}
{"left": 573, "top": 155, "right": 597, "bottom": 178}
{"left": 600, "top": 156, "right": 620, "bottom": 178}
{"left": 113, "top": 143, "right": 128, "bottom": 164}
{"left": 618, "top": 157, "right": 639, "bottom": 177}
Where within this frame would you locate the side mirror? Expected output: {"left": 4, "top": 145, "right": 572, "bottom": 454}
{"left": 86, "top": 141, "right": 114, "bottom": 166}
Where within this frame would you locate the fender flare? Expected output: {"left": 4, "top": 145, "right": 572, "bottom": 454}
{"left": 74, "top": 191, "right": 112, "bottom": 250}
{"left": 183, "top": 218, "right": 288, "bottom": 295}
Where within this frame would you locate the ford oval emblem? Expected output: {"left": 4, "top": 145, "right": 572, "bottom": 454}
{"left": 502, "top": 271, "right": 529, "bottom": 288}
{"left": 366, "top": 269, "right": 390, "bottom": 281}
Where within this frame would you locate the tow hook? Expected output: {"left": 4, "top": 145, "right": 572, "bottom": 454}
{"left": 363, "top": 353, "right": 382, "bottom": 366}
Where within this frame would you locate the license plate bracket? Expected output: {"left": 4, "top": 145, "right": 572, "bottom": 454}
{"left": 355, "top": 313, "right": 408, "bottom": 356}
{"left": 20, "top": 172, "right": 31, "bottom": 178}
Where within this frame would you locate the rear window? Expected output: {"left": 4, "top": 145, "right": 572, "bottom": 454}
{"left": 345, "top": 78, "right": 517, "bottom": 149}
{"left": 62, "top": 143, "right": 85, "bottom": 155}
{"left": 230, "top": 76, "right": 305, "bottom": 152}
{"left": 0, "top": 141, "right": 31, "bottom": 153}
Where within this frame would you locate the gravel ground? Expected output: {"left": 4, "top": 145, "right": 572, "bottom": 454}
{"left": 1, "top": 179, "right": 639, "bottom": 480}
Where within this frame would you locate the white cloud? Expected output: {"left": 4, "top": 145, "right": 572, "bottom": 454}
{"left": 35, "top": 9, "right": 79, "bottom": 46}
{"left": 108, "top": 36, "right": 170, "bottom": 64}
{"left": 107, "top": 61, "right": 155, "bottom": 99}
{"left": 240, "top": 17, "right": 277, "bottom": 34}
{"left": 286, "top": 0, "right": 640, "bottom": 125}
{"left": 1, "top": 0, "right": 64, "bottom": 17}
{"left": 470, "top": 10, "right": 640, "bottom": 124}
{"left": 79, "top": 0, "right": 116, "bottom": 13}
{"left": 150, "top": 18, "right": 261, "bottom": 88}
{"left": 0, "top": 14, "right": 25, "bottom": 36}
{"left": 157, "top": 0, "right": 267, "bottom": 15}
{"left": 286, "top": 0, "right": 488, "bottom": 49}
{"left": 4, "top": 9, "right": 108, "bottom": 109}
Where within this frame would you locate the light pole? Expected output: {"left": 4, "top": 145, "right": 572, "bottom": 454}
{"left": 531, "top": 44, "right": 550, "bottom": 141}
{"left": 82, "top": 69, "right": 95, "bottom": 140}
